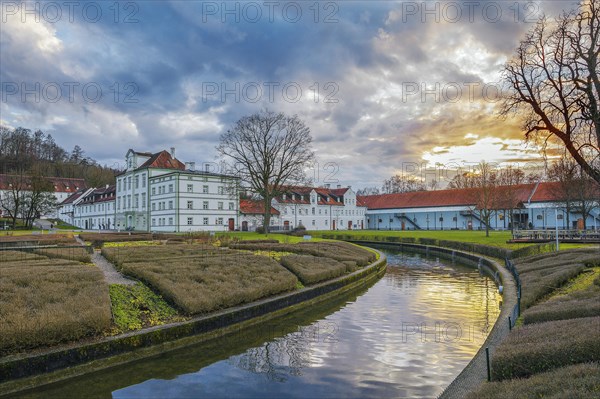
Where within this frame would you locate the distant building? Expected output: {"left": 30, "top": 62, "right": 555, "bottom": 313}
{"left": 272, "top": 185, "right": 368, "bottom": 231}
{"left": 0, "top": 174, "right": 86, "bottom": 219}
{"left": 238, "top": 199, "right": 281, "bottom": 231}
{"left": 360, "top": 182, "right": 600, "bottom": 231}
{"left": 72, "top": 185, "right": 116, "bottom": 230}
{"left": 58, "top": 187, "right": 94, "bottom": 226}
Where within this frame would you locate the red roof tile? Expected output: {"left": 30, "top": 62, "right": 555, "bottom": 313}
{"left": 138, "top": 150, "right": 185, "bottom": 170}
{"left": 359, "top": 183, "right": 538, "bottom": 210}
{"left": 240, "top": 199, "right": 280, "bottom": 215}
{"left": 0, "top": 175, "right": 87, "bottom": 193}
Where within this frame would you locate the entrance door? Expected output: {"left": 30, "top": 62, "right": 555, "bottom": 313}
{"left": 228, "top": 218, "right": 235, "bottom": 231}
{"left": 284, "top": 221, "right": 290, "bottom": 230}
{"left": 332, "top": 220, "right": 336, "bottom": 230}
{"left": 401, "top": 221, "right": 406, "bottom": 231}
{"left": 348, "top": 220, "right": 352, "bottom": 230}
{"left": 361, "top": 220, "right": 364, "bottom": 229}
{"left": 242, "top": 221, "right": 248, "bottom": 231}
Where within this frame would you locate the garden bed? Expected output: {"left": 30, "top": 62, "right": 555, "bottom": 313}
{"left": 0, "top": 258, "right": 111, "bottom": 355}
{"left": 280, "top": 255, "right": 348, "bottom": 285}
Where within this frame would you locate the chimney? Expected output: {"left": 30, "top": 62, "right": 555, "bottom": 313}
{"left": 184, "top": 162, "right": 190, "bottom": 170}
{"left": 324, "top": 183, "right": 330, "bottom": 189}
{"left": 170, "top": 147, "right": 175, "bottom": 157}
{"left": 190, "top": 162, "right": 196, "bottom": 172}
{"left": 337, "top": 185, "right": 341, "bottom": 189}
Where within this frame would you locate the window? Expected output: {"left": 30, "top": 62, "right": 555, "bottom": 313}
{"left": 325, "top": 219, "right": 328, "bottom": 225}
{"left": 168, "top": 217, "right": 173, "bottom": 225}
{"left": 152, "top": 187, "right": 156, "bottom": 195}
{"left": 537, "top": 215, "right": 543, "bottom": 220}
{"left": 218, "top": 202, "right": 223, "bottom": 210}
{"left": 135, "top": 176, "right": 139, "bottom": 189}
{"left": 312, "top": 220, "right": 315, "bottom": 226}
{"left": 117, "top": 198, "right": 121, "bottom": 210}
{"left": 187, "top": 184, "right": 193, "bottom": 193}
{"left": 152, "top": 203, "right": 156, "bottom": 211}
{"left": 152, "top": 218, "right": 156, "bottom": 226}
{"left": 325, "top": 209, "right": 328, "bottom": 215}
{"left": 168, "top": 184, "right": 173, "bottom": 193}
{"left": 134, "top": 194, "right": 139, "bottom": 209}
{"left": 203, "top": 185, "right": 209, "bottom": 194}
{"left": 127, "top": 195, "right": 131, "bottom": 209}
{"left": 229, "top": 202, "right": 234, "bottom": 210}
{"left": 187, "top": 201, "right": 193, "bottom": 209}
{"left": 452, "top": 216, "right": 457, "bottom": 222}
{"left": 312, "top": 207, "right": 315, "bottom": 215}
{"left": 142, "top": 174, "right": 146, "bottom": 188}
{"left": 203, "top": 217, "right": 209, "bottom": 225}
{"left": 216, "top": 217, "right": 223, "bottom": 225}
{"left": 142, "top": 193, "right": 146, "bottom": 209}
{"left": 203, "top": 201, "right": 209, "bottom": 210}
{"left": 168, "top": 200, "right": 173, "bottom": 210}
{"left": 127, "top": 177, "right": 131, "bottom": 190}
{"left": 187, "top": 217, "right": 193, "bottom": 225}
{"left": 218, "top": 186, "right": 224, "bottom": 195}
{"left": 557, "top": 214, "right": 564, "bottom": 220}
{"left": 117, "top": 179, "right": 121, "bottom": 191}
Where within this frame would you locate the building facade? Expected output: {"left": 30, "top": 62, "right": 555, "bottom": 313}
{"left": 272, "top": 185, "right": 368, "bottom": 231}
{"left": 360, "top": 182, "right": 600, "bottom": 231}
{"left": 73, "top": 185, "right": 116, "bottom": 230}
{"left": 238, "top": 199, "right": 281, "bottom": 231}
{"left": 112, "top": 148, "right": 239, "bottom": 232}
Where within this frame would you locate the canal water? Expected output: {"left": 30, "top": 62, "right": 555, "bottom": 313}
{"left": 13, "top": 248, "right": 501, "bottom": 399}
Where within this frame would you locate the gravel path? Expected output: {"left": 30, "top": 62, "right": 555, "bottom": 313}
{"left": 74, "top": 234, "right": 136, "bottom": 285}
{"left": 91, "top": 250, "right": 137, "bottom": 285}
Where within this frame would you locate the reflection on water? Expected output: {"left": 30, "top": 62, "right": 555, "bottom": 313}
{"left": 10, "top": 249, "right": 500, "bottom": 399}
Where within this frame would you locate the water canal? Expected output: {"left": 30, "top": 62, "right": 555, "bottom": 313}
{"left": 12, "top": 248, "right": 501, "bottom": 399}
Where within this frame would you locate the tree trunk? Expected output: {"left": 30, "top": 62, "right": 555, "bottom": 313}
{"left": 263, "top": 195, "right": 271, "bottom": 234}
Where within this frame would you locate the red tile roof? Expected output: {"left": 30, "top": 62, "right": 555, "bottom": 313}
{"left": 240, "top": 199, "right": 280, "bottom": 215}
{"left": 138, "top": 150, "right": 186, "bottom": 170}
{"left": 530, "top": 181, "right": 600, "bottom": 202}
{"left": 0, "top": 175, "right": 87, "bottom": 193}
{"left": 60, "top": 188, "right": 90, "bottom": 205}
{"left": 359, "top": 183, "right": 538, "bottom": 210}
{"left": 276, "top": 185, "right": 360, "bottom": 207}
{"left": 80, "top": 185, "right": 116, "bottom": 204}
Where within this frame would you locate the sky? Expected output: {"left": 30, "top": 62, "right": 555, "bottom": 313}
{"left": 0, "top": 0, "right": 580, "bottom": 189}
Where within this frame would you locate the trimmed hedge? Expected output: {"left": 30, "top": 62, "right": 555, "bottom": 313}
{"left": 523, "top": 296, "right": 600, "bottom": 324}
{"left": 280, "top": 255, "right": 348, "bottom": 285}
{"left": 491, "top": 316, "right": 600, "bottom": 380}
{"left": 467, "top": 362, "right": 600, "bottom": 399}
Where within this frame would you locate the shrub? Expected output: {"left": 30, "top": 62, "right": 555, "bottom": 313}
{"left": 120, "top": 252, "right": 298, "bottom": 315}
{"left": 491, "top": 316, "right": 600, "bottom": 380}
{"left": 79, "top": 232, "right": 153, "bottom": 243}
{"left": 523, "top": 296, "right": 600, "bottom": 324}
{"left": 0, "top": 250, "right": 48, "bottom": 263}
{"left": 33, "top": 247, "right": 92, "bottom": 263}
{"left": 519, "top": 263, "right": 586, "bottom": 308}
{"left": 0, "top": 261, "right": 111, "bottom": 354}
{"left": 280, "top": 255, "right": 347, "bottom": 285}
{"left": 467, "top": 362, "right": 600, "bottom": 399}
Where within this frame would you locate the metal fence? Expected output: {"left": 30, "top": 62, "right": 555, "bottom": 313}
{"left": 0, "top": 245, "right": 94, "bottom": 263}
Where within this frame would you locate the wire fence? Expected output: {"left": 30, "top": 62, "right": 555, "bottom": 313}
{"left": 0, "top": 245, "right": 94, "bottom": 264}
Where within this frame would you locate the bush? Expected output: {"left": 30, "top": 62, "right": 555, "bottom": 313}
{"left": 33, "top": 247, "right": 92, "bottom": 263}
{"left": 102, "top": 244, "right": 221, "bottom": 268}
{"left": 467, "top": 362, "right": 600, "bottom": 399}
{"left": 280, "top": 255, "right": 348, "bottom": 285}
{"left": 79, "top": 232, "right": 153, "bottom": 243}
{"left": 0, "top": 260, "right": 111, "bottom": 354}
{"left": 120, "top": 252, "right": 298, "bottom": 315}
{"left": 523, "top": 296, "right": 600, "bottom": 324}
{"left": 491, "top": 316, "right": 600, "bottom": 380}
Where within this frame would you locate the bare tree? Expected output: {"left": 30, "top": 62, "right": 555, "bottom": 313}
{"left": 0, "top": 172, "right": 27, "bottom": 229}
{"left": 381, "top": 174, "right": 426, "bottom": 194}
{"left": 21, "top": 174, "right": 57, "bottom": 228}
{"left": 356, "top": 186, "right": 380, "bottom": 196}
{"left": 217, "top": 110, "right": 315, "bottom": 233}
{"left": 501, "top": 1, "right": 600, "bottom": 184}
{"left": 471, "top": 161, "right": 499, "bottom": 237}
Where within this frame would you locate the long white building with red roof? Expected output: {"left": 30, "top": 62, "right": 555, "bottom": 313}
{"left": 360, "top": 182, "right": 599, "bottom": 231}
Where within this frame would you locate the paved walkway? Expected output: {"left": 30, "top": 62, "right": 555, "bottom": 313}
{"left": 75, "top": 234, "right": 136, "bottom": 285}
{"left": 91, "top": 250, "right": 137, "bottom": 285}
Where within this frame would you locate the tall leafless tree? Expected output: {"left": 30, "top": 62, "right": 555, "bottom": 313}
{"left": 501, "top": 1, "right": 600, "bottom": 184}
{"left": 217, "top": 110, "right": 315, "bottom": 233}
{"left": 471, "top": 161, "right": 499, "bottom": 237}
{"left": 381, "top": 174, "right": 426, "bottom": 194}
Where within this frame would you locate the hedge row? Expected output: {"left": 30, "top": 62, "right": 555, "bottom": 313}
{"left": 467, "top": 362, "right": 600, "bottom": 399}
{"left": 229, "top": 241, "right": 375, "bottom": 266}
{"left": 491, "top": 316, "right": 600, "bottom": 380}
{"left": 280, "top": 255, "right": 348, "bottom": 285}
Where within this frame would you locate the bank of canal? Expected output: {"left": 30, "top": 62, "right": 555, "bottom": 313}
{"left": 8, "top": 248, "right": 500, "bottom": 399}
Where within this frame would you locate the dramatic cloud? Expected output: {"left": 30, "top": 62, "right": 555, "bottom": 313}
{"left": 0, "top": 0, "right": 577, "bottom": 187}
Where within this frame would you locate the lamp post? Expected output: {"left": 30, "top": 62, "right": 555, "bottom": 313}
{"left": 555, "top": 206, "right": 559, "bottom": 252}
